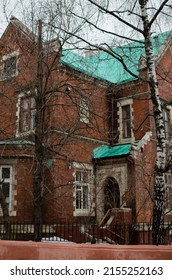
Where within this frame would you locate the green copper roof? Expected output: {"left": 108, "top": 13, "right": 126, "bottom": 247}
{"left": 61, "top": 30, "right": 171, "bottom": 84}
{"left": 61, "top": 49, "right": 106, "bottom": 81}
{"left": 93, "top": 143, "right": 131, "bottom": 159}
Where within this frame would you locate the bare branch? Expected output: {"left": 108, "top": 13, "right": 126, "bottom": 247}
{"left": 149, "top": 0, "right": 170, "bottom": 27}
{"left": 87, "top": 0, "right": 144, "bottom": 34}
{"left": 71, "top": 10, "right": 145, "bottom": 44}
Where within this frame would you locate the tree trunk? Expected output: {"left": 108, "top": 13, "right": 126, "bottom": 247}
{"left": 33, "top": 19, "right": 45, "bottom": 241}
{"left": 139, "top": 0, "right": 167, "bottom": 244}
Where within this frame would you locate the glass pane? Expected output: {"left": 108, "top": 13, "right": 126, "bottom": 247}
{"left": 4, "top": 56, "right": 17, "bottom": 75}
{"left": 23, "top": 112, "right": 29, "bottom": 131}
{"left": 83, "top": 186, "right": 88, "bottom": 209}
{"left": 76, "top": 171, "right": 81, "bottom": 181}
{"left": 80, "top": 98, "right": 89, "bottom": 123}
{"left": 126, "top": 119, "right": 131, "bottom": 138}
{"left": 30, "top": 109, "right": 36, "bottom": 130}
{"left": 2, "top": 167, "right": 10, "bottom": 179}
{"left": 76, "top": 189, "right": 81, "bottom": 209}
{"left": 83, "top": 172, "right": 88, "bottom": 183}
{"left": 31, "top": 97, "right": 36, "bottom": 108}
{"left": 122, "top": 105, "right": 131, "bottom": 138}
{"left": 2, "top": 183, "right": 10, "bottom": 198}
{"left": 23, "top": 99, "right": 29, "bottom": 109}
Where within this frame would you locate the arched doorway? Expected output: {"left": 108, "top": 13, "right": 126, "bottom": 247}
{"left": 104, "top": 177, "right": 120, "bottom": 214}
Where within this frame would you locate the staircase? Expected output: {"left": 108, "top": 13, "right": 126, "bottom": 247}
{"left": 79, "top": 209, "right": 127, "bottom": 244}
{"left": 98, "top": 209, "right": 126, "bottom": 244}
{"left": 52, "top": 209, "right": 130, "bottom": 244}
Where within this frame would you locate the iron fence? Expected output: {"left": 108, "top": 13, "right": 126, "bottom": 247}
{"left": 0, "top": 222, "right": 172, "bottom": 245}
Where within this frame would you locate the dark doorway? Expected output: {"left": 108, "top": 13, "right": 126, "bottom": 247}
{"left": 104, "top": 177, "right": 120, "bottom": 214}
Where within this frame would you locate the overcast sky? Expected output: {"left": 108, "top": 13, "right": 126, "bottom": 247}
{"left": 1, "top": 0, "right": 172, "bottom": 44}
{"left": 0, "top": 0, "right": 19, "bottom": 35}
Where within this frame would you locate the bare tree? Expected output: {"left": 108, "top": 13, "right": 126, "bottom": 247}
{"left": 0, "top": 1, "right": 108, "bottom": 240}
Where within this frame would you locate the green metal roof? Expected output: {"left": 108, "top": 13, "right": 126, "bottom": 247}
{"left": 61, "top": 30, "right": 171, "bottom": 84}
{"left": 61, "top": 49, "right": 107, "bottom": 81}
{"left": 93, "top": 143, "right": 131, "bottom": 159}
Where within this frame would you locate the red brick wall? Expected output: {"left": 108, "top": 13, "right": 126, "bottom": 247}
{"left": 0, "top": 22, "right": 109, "bottom": 224}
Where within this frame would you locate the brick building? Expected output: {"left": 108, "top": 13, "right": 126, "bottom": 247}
{"left": 0, "top": 17, "right": 172, "bottom": 228}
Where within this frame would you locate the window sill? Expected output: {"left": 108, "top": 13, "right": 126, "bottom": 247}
{"left": 0, "top": 210, "right": 16, "bottom": 217}
{"left": 73, "top": 210, "right": 94, "bottom": 217}
{"left": 0, "top": 72, "right": 18, "bottom": 81}
{"left": 16, "top": 130, "right": 35, "bottom": 138}
{"left": 119, "top": 136, "right": 135, "bottom": 144}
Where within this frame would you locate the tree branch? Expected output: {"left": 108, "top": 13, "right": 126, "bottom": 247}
{"left": 149, "top": 0, "right": 170, "bottom": 27}
{"left": 87, "top": 0, "right": 144, "bottom": 34}
{"left": 71, "top": 10, "right": 145, "bottom": 44}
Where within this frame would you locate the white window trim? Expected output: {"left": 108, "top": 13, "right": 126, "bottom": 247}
{"left": 0, "top": 50, "right": 19, "bottom": 81}
{"left": 0, "top": 165, "right": 16, "bottom": 216}
{"left": 16, "top": 90, "right": 36, "bottom": 137}
{"left": 117, "top": 98, "right": 135, "bottom": 143}
{"left": 73, "top": 162, "right": 94, "bottom": 216}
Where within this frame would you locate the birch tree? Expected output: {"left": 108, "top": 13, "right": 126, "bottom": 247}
{"left": 93, "top": 0, "right": 171, "bottom": 244}
{"left": 56, "top": 0, "right": 172, "bottom": 244}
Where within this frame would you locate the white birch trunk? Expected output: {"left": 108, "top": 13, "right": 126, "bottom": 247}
{"left": 139, "top": 0, "right": 167, "bottom": 244}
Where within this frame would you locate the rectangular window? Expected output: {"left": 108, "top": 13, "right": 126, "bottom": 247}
{"left": 3, "top": 56, "right": 17, "bottom": 76}
{"left": 122, "top": 104, "right": 132, "bottom": 138}
{"left": 75, "top": 170, "right": 89, "bottom": 210}
{"left": 0, "top": 166, "right": 12, "bottom": 210}
{"left": 165, "top": 173, "right": 172, "bottom": 210}
{"left": 80, "top": 97, "right": 89, "bottom": 123}
{"left": 20, "top": 96, "right": 36, "bottom": 133}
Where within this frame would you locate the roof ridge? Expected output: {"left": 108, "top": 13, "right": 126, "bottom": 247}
{"left": 10, "top": 16, "right": 36, "bottom": 41}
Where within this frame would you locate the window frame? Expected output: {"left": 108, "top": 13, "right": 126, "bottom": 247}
{"left": 0, "top": 50, "right": 19, "bottom": 80}
{"left": 122, "top": 104, "right": 132, "bottom": 139}
{"left": 165, "top": 172, "right": 172, "bottom": 211}
{"left": 75, "top": 170, "right": 89, "bottom": 210}
{"left": 80, "top": 97, "right": 90, "bottom": 124}
{"left": 117, "top": 98, "right": 134, "bottom": 143}
{"left": 163, "top": 108, "right": 171, "bottom": 140}
{"left": 16, "top": 91, "right": 36, "bottom": 136}
{"left": 73, "top": 163, "right": 94, "bottom": 216}
{"left": 0, "top": 165, "right": 13, "bottom": 212}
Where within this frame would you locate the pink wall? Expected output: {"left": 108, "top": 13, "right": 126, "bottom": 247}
{"left": 0, "top": 241, "right": 172, "bottom": 259}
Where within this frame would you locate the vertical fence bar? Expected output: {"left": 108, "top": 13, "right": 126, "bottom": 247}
{"left": 0, "top": 221, "right": 172, "bottom": 244}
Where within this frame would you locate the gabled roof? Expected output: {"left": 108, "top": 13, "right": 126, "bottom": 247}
{"left": 0, "top": 16, "right": 36, "bottom": 42}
